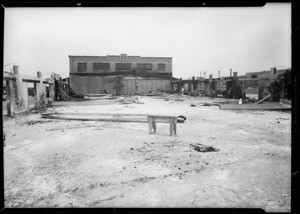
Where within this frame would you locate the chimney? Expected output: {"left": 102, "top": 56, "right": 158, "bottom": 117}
{"left": 13, "top": 65, "right": 19, "bottom": 75}
{"left": 209, "top": 74, "right": 212, "bottom": 80}
{"left": 271, "top": 67, "right": 277, "bottom": 74}
{"left": 233, "top": 72, "right": 237, "bottom": 79}
{"left": 230, "top": 69, "right": 232, "bottom": 77}
{"left": 192, "top": 76, "right": 195, "bottom": 80}
{"left": 37, "top": 71, "right": 42, "bottom": 78}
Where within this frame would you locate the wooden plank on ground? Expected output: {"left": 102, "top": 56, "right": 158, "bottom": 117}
{"left": 219, "top": 103, "right": 291, "bottom": 110}
{"left": 41, "top": 112, "right": 178, "bottom": 122}
{"left": 257, "top": 94, "right": 271, "bottom": 104}
{"left": 42, "top": 113, "right": 149, "bottom": 122}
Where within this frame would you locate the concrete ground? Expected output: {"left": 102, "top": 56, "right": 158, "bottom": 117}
{"left": 3, "top": 96, "right": 291, "bottom": 211}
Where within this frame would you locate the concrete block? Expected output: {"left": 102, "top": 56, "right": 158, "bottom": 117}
{"left": 6, "top": 80, "right": 15, "bottom": 115}
{"left": 20, "top": 82, "right": 29, "bottom": 110}
{"left": 35, "top": 71, "right": 44, "bottom": 107}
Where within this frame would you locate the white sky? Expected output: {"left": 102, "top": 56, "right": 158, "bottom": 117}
{"left": 4, "top": 3, "right": 291, "bottom": 79}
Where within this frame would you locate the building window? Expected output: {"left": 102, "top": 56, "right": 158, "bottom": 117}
{"left": 158, "top": 63, "right": 166, "bottom": 71}
{"left": 78, "top": 63, "right": 87, "bottom": 73}
{"left": 116, "top": 63, "right": 132, "bottom": 71}
{"left": 251, "top": 75, "right": 258, "bottom": 78}
{"left": 93, "top": 63, "right": 110, "bottom": 71}
{"left": 137, "top": 63, "right": 152, "bottom": 71}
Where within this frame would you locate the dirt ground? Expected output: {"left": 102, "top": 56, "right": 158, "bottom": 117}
{"left": 3, "top": 95, "right": 291, "bottom": 211}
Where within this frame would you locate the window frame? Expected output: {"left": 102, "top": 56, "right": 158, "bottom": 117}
{"left": 158, "top": 63, "right": 166, "bottom": 71}
{"left": 93, "top": 63, "right": 110, "bottom": 71}
{"left": 116, "top": 63, "right": 132, "bottom": 71}
{"left": 77, "top": 63, "right": 87, "bottom": 73}
{"left": 137, "top": 63, "right": 153, "bottom": 71}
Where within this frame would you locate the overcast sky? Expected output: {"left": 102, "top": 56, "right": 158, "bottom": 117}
{"left": 4, "top": 3, "right": 291, "bottom": 79}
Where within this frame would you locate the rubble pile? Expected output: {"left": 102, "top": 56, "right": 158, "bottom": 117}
{"left": 189, "top": 143, "right": 220, "bottom": 152}
{"left": 118, "top": 97, "right": 144, "bottom": 104}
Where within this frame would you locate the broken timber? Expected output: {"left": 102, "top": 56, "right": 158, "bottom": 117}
{"left": 41, "top": 113, "right": 178, "bottom": 135}
{"left": 257, "top": 94, "right": 271, "bottom": 104}
{"left": 42, "top": 112, "right": 149, "bottom": 122}
{"left": 280, "top": 99, "right": 291, "bottom": 107}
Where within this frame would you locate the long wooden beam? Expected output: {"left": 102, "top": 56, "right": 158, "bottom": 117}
{"left": 21, "top": 75, "right": 53, "bottom": 84}
{"left": 41, "top": 113, "right": 178, "bottom": 124}
{"left": 219, "top": 103, "right": 291, "bottom": 110}
{"left": 42, "top": 112, "right": 177, "bottom": 117}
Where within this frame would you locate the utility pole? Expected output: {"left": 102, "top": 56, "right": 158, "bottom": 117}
{"left": 135, "top": 75, "right": 138, "bottom": 95}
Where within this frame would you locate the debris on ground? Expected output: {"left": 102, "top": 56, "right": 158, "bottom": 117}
{"left": 243, "top": 97, "right": 256, "bottom": 103}
{"left": 118, "top": 97, "right": 144, "bottom": 104}
{"left": 203, "top": 103, "right": 220, "bottom": 107}
{"left": 25, "top": 120, "right": 56, "bottom": 125}
{"left": 68, "top": 86, "right": 85, "bottom": 99}
{"left": 15, "top": 104, "right": 54, "bottom": 115}
{"left": 189, "top": 143, "right": 220, "bottom": 152}
{"left": 280, "top": 99, "right": 291, "bottom": 107}
{"left": 157, "top": 88, "right": 172, "bottom": 93}
{"left": 84, "top": 94, "right": 111, "bottom": 97}
{"left": 190, "top": 104, "right": 196, "bottom": 107}
{"left": 177, "top": 115, "right": 187, "bottom": 123}
{"left": 144, "top": 93, "right": 156, "bottom": 96}
{"left": 161, "top": 94, "right": 186, "bottom": 102}
{"left": 212, "top": 99, "right": 239, "bottom": 104}
{"left": 257, "top": 94, "right": 271, "bottom": 104}
{"left": 164, "top": 97, "right": 184, "bottom": 102}
{"left": 84, "top": 94, "right": 116, "bottom": 100}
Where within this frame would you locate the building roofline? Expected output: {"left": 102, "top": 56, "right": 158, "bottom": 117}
{"left": 246, "top": 68, "right": 291, "bottom": 75}
{"left": 68, "top": 55, "right": 172, "bottom": 59}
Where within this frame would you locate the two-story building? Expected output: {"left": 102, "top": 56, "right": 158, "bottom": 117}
{"left": 69, "top": 54, "right": 173, "bottom": 95}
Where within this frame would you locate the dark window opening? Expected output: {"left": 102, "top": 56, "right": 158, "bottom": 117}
{"left": 137, "top": 63, "right": 152, "bottom": 71}
{"left": 93, "top": 63, "right": 110, "bottom": 71}
{"left": 158, "top": 63, "right": 166, "bottom": 71}
{"left": 27, "top": 82, "right": 35, "bottom": 108}
{"left": 27, "top": 82, "right": 34, "bottom": 97}
{"left": 78, "top": 63, "right": 87, "bottom": 73}
{"left": 46, "top": 84, "right": 50, "bottom": 98}
{"left": 251, "top": 75, "right": 258, "bottom": 78}
{"left": 116, "top": 63, "right": 132, "bottom": 71}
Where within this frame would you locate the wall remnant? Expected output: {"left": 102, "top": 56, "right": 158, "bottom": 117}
{"left": 3, "top": 66, "right": 55, "bottom": 116}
